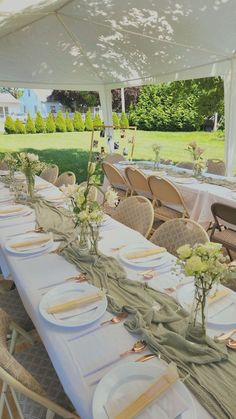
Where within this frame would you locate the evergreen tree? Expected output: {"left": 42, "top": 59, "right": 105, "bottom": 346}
{"left": 85, "top": 110, "right": 93, "bottom": 131}
{"left": 4, "top": 116, "right": 16, "bottom": 134}
{"left": 55, "top": 111, "right": 66, "bottom": 132}
{"left": 25, "top": 113, "right": 36, "bottom": 134}
{"left": 73, "top": 111, "right": 84, "bottom": 131}
{"left": 15, "top": 119, "right": 25, "bottom": 134}
{"left": 35, "top": 111, "right": 45, "bottom": 133}
{"left": 93, "top": 113, "right": 102, "bottom": 130}
{"left": 45, "top": 112, "right": 56, "bottom": 133}
{"left": 112, "top": 112, "right": 120, "bottom": 128}
{"left": 65, "top": 112, "right": 74, "bottom": 132}
{"left": 120, "top": 112, "right": 129, "bottom": 128}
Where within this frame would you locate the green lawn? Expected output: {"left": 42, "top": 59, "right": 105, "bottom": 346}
{"left": 0, "top": 131, "right": 224, "bottom": 182}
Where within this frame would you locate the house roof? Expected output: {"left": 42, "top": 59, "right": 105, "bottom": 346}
{"left": 33, "top": 89, "right": 53, "bottom": 102}
{"left": 0, "top": 92, "right": 19, "bottom": 103}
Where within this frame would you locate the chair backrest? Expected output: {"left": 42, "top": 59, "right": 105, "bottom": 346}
{"left": 40, "top": 164, "right": 59, "bottom": 184}
{"left": 148, "top": 175, "right": 189, "bottom": 216}
{"left": 176, "top": 161, "right": 194, "bottom": 170}
{"left": 103, "top": 153, "right": 125, "bottom": 164}
{"left": 150, "top": 218, "right": 209, "bottom": 256}
{"left": 160, "top": 159, "right": 173, "bottom": 165}
{"left": 55, "top": 171, "right": 76, "bottom": 187}
{"left": 207, "top": 159, "right": 226, "bottom": 176}
{"left": 0, "top": 160, "right": 8, "bottom": 170}
{"left": 211, "top": 202, "right": 236, "bottom": 227}
{"left": 102, "top": 162, "right": 128, "bottom": 191}
{"left": 112, "top": 196, "right": 154, "bottom": 237}
{"left": 78, "top": 181, "right": 97, "bottom": 202}
{"left": 124, "top": 167, "right": 151, "bottom": 196}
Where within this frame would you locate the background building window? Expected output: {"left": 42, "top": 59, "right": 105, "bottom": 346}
{"left": 28, "top": 89, "right": 30, "bottom": 97}
{"left": 0, "top": 107, "right": 3, "bottom": 117}
{"left": 34, "top": 105, "right": 37, "bottom": 113}
{"left": 50, "top": 105, "right": 56, "bottom": 113}
{"left": 4, "top": 106, "right": 9, "bottom": 116}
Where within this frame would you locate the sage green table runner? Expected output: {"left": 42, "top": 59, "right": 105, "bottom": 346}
{"left": 31, "top": 199, "right": 236, "bottom": 419}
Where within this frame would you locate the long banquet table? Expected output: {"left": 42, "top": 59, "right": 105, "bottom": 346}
{"left": 0, "top": 175, "right": 233, "bottom": 418}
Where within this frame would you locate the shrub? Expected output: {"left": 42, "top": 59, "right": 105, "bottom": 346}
{"left": 112, "top": 112, "right": 120, "bottom": 128}
{"left": 85, "top": 110, "right": 93, "bottom": 131}
{"left": 15, "top": 119, "right": 25, "bottom": 134}
{"left": 65, "top": 112, "right": 74, "bottom": 132}
{"left": 35, "top": 111, "right": 45, "bottom": 133}
{"left": 45, "top": 112, "right": 56, "bottom": 133}
{"left": 93, "top": 113, "right": 102, "bottom": 130}
{"left": 55, "top": 111, "right": 66, "bottom": 132}
{"left": 73, "top": 111, "right": 84, "bottom": 131}
{"left": 4, "top": 116, "right": 16, "bottom": 134}
{"left": 120, "top": 112, "right": 129, "bottom": 128}
{"left": 25, "top": 113, "right": 36, "bottom": 134}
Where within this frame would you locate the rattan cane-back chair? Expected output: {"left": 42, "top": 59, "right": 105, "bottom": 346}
{"left": 124, "top": 166, "right": 151, "bottom": 197}
{"left": 40, "top": 164, "right": 59, "bottom": 184}
{"left": 102, "top": 162, "right": 130, "bottom": 199}
{"left": 206, "top": 159, "right": 226, "bottom": 176}
{"left": 55, "top": 172, "right": 76, "bottom": 188}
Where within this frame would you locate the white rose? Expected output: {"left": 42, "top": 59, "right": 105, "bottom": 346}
{"left": 105, "top": 187, "right": 118, "bottom": 207}
{"left": 27, "top": 153, "right": 39, "bottom": 162}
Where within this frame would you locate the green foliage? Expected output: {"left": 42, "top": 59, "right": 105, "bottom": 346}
{"left": 4, "top": 116, "right": 16, "bottom": 134}
{"left": 45, "top": 112, "right": 56, "bottom": 133}
{"left": 35, "top": 112, "right": 45, "bottom": 133}
{"left": 120, "top": 112, "right": 129, "bottom": 128}
{"left": 73, "top": 112, "right": 84, "bottom": 132}
{"left": 0, "top": 87, "right": 23, "bottom": 99}
{"left": 15, "top": 119, "right": 25, "bottom": 134}
{"left": 65, "top": 112, "right": 74, "bottom": 132}
{"left": 85, "top": 111, "right": 93, "bottom": 131}
{"left": 112, "top": 112, "right": 120, "bottom": 128}
{"left": 25, "top": 113, "right": 36, "bottom": 134}
{"left": 93, "top": 113, "right": 102, "bottom": 130}
{"left": 55, "top": 111, "right": 66, "bottom": 132}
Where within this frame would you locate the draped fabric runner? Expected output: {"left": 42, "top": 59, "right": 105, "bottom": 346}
{"left": 31, "top": 199, "right": 236, "bottom": 419}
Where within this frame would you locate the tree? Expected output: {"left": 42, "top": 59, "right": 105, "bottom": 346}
{"left": 0, "top": 87, "right": 23, "bottom": 99}
{"left": 55, "top": 111, "right": 66, "bottom": 132}
{"left": 15, "top": 119, "right": 25, "bottom": 134}
{"left": 50, "top": 90, "right": 100, "bottom": 110}
{"left": 4, "top": 116, "right": 16, "bottom": 134}
{"left": 112, "top": 112, "right": 120, "bottom": 127}
{"left": 45, "top": 112, "right": 56, "bottom": 133}
{"left": 93, "top": 113, "right": 102, "bottom": 130}
{"left": 73, "top": 111, "right": 84, "bottom": 131}
{"left": 85, "top": 110, "right": 93, "bottom": 131}
{"left": 120, "top": 112, "right": 129, "bottom": 128}
{"left": 35, "top": 111, "right": 45, "bottom": 133}
{"left": 25, "top": 113, "right": 36, "bottom": 134}
{"left": 112, "top": 87, "right": 141, "bottom": 112}
{"left": 65, "top": 112, "right": 74, "bottom": 132}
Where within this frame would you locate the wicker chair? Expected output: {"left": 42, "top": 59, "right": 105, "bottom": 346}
{"left": 102, "top": 162, "right": 130, "bottom": 199}
{"left": 148, "top": 175, "right": 189, "bottom": 222}
{"left": 150, "top": 218, "right": 209, "bottom": 256}
{"left": 55, "top": 172, "right": 76, "bottom": 188}
{"left": 103, "top": 153, "right": 125, "bottom": 164}
{"left": 112, "top": 196, "right": 154, "bottom": 238}
{"left": 210, "top": 202, "right": 236, "bottom": 260}
{"left": 40, "top": 164, "right": 59, "bottom": 184}
{"left": 124, "top": 166, "right": 151, "bottom": 197}
{"left": 0, "top": 160, "right": 8, "bottom": 170}
{"left": 0, "top": 309, "right": 80, "bottom": 419}
{"left": 176, "top": 161, "right": 194, "bottom": 170}
{"left": 207, "top": 159, "right": 226, "bottom": 176}
{"left": 78, "top": 181, "right": 97, "bottom": 202}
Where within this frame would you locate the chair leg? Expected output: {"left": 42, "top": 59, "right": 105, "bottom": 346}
{"left": 226, "top": 247, "right": 233, "bottom": 261}
{"left": 0, "top": 381, "right": 7, "bottom": 419}
{"left": 46, "top": 409, "right": 56, "bottom": 419}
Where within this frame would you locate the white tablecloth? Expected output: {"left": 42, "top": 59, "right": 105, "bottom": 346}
{"left": 0, "top": 176, "right": 231, "bottom": 419}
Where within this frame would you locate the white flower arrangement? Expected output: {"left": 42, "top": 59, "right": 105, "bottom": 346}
{"left": 17, "top": 152, "right": 44, "bottom": 175}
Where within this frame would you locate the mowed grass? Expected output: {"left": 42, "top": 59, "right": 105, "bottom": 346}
{"left": 0, "top": 130, "right": 224, "bottom": 182}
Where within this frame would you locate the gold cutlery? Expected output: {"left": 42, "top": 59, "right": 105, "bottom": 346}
{"left": 120, "top": 340, "right": 147, "bottom": 357}
{"left": 215, "top": 328, "right": 236, "bottom": 342}
{"left": 226, "top": 338, "right": 236, "bottom": 349}
{"left": 135, "top": 354, "right": 156, "bottom": 363}
{"left": 111, "top": 245, "right": 126, "bottom": 252}
{"left": 100, "top": 312, "right": 128, "bottom": 326}
{"left": 65, "top": 273, "right": 88, "bottom": 283}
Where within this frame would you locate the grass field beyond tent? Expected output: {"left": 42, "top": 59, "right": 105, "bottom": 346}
{"left": 0, "top": 131, "right": 224, "bottom": 183}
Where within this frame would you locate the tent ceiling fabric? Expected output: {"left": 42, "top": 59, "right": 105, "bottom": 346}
{"left": 0, "top": 0, "right": 235, "bottom": 89}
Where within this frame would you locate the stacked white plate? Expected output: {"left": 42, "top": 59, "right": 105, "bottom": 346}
{"left": 172, "top": 177, "right": 197, "bottom": 184}
{"left": 5, "top": 232, "right": 53, "bottom": 256}
{"left": 0, "top": 204, "right": 31, "bottom": 219}
{"left": 119, "top": 245, "right": 172, "bottom": 270}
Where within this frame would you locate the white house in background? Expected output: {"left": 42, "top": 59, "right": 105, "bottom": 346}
{"left": 0, "top": 93, "right": 20, "bottom": 118}
{"left": 19, "top": 89, "right": 63, "bottom": 118}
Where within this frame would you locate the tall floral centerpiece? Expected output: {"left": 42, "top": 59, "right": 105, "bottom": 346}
{"left": 17, "top": 153, "right": 45, "bottom": 199}
{"left": 152, "top": 144, "right": 162, "bottom": 169}
{"left": 177, "top": 242, "right": 229, "bottom": 334}
{"left": 186, "top": 141, "right": 205, "bottom": 177}
{"left": 3, "top": 153, "right": 18, "bottom": 186}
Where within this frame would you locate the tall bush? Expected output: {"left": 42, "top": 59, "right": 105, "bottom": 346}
{"left": 55, "top": 111, "right": 66, "bottom": 132}
{"left": 73, "top": 111, "right": 84, "bottom": 131}
{"left": 25, "top": 113, "right": 36, "bottom": 134}
{"left": 85, "top": 110, "right": 93, "bottom": 131}
{"left": 93, "top": 113, "right": 102, "bottom": 130}
{"left": 4, "top": 116, "right": 16, "bottom": 134}
{"left": 45, "top": 112, "right": 56, "bottom": 133}
{"left": 112, "top": 112, "right": 120, "bottom": 128}
{"left": 65, "top": 112, "right": 74, "bottom": 132}
{"left": 15, "top": 119, "right": 25, "bottom": 134}
{"left": 35, "top": 111, "right": 45, "bottom": 133}
{"left": 120, "top": 112, "right": 129, "bottom": 128}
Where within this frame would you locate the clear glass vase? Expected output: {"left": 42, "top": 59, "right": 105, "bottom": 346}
{"left": 188, "top": 284, "right": 209, "bottom": 333}
{"left": 78, "top": 223, "right": 90, "bottom": 255}
{"left": 26, "top": 174, "right": 35, "bottom": 199}
{"left": 89, "top": 224, "right": 100, "bottom": 255}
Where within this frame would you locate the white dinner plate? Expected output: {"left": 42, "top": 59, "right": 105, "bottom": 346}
{"left": 0, "top": 204, "right": 29, "bottom": 218}
{"left": 0, "top": 193, "right": 14, "bottom": 203}
{"left": 0, "top": 170, "right": 9, "bottom": 176}
{"left": 118, "top": 160, "right": 136, "bottom": 165}
{"left": 92, "top": 362, "right": 196, "bottom": 419}
{"left": 177, "top": 283, "right": 236, "bottom": 328}
{"left": 119, "top": 244, "right": 171, "bottom": 269}
{"left": 39, "top": 282, "right": 107, "bottom": 328}
{"left": 5, "top": 233, "right": 53, "bottom": 255}
{"left": 172, "top": 177, "right": 197, "bottom": 184}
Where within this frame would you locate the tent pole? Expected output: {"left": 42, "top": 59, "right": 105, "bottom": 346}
{"left": 99, "top": 87, "right": 114, "bottom": 154}
{"left": 224, "top": 58, "right": 236, "bottom": 176}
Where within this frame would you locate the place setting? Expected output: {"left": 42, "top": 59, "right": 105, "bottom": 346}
{"left": 118, "top": 244, "right": 173, "bottom": 272}
{"left": 4, "top": 231, "right": 54, "bottom": 257}
{"left": 0, "top": 204, "right": 32, "bottom": 219}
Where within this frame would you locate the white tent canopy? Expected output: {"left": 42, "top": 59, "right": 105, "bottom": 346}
{"left": 0, "top": 0, "right": 236, "bottom": 173}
